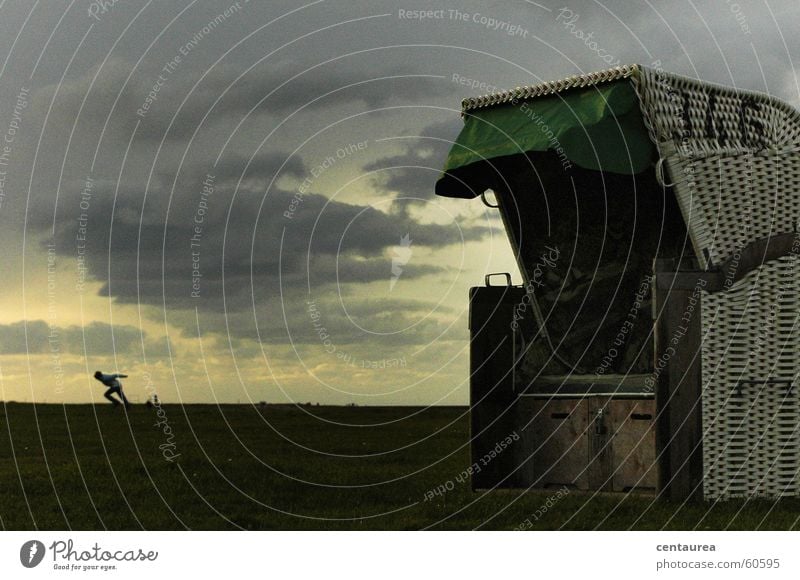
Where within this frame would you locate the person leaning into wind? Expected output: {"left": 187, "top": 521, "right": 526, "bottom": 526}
{"left": 93, "top": 370, "right": 131, "bottom": 409}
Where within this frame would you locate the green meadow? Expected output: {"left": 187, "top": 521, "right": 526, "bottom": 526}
{"left": 1, "top": 403, "right": 798, "bottom": 530}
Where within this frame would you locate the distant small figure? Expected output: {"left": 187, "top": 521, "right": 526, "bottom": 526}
{"left": 93, "top": 371, "right": 131, "bottom": 409}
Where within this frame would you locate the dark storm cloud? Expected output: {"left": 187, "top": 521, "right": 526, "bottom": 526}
{"left": 10, "top": 0, "right": 800, "bottom": 365}
{"left": 191, "top": 60, "right": 454, "bottom": 115}
{"left": 42, "top": 178, "right": 480, "bottom": 282}
{"left": 211, "top": 150, "right": 307, "bottom": 185}
{"left": 33, "top": 56, "right": 456, "bottom": 144}
{"left": 34, "top": 164, "right": 480, "bottom": 345}
{"left": 364, "top": 119, "right": 463, "bottom": 212}
{"left": 0, "top": 320, "right": 170, "bottom": 357}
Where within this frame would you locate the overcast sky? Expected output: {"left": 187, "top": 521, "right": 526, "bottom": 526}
{"left": 0, "top": 0, "right": 797, "bottom": 405}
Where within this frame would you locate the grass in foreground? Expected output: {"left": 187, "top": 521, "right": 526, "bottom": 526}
{"left": 1, "top": 403, "right": 798, "bottom": 530}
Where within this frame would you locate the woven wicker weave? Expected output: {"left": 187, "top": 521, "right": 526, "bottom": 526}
{"left": 701, "top": 255, "right": 800, "bottom": 498}
{"left": 634, "top": 66, "right": 800, "bottom": 499}
{"left": 632, "top": 65, "right": 800, "bottom": 269}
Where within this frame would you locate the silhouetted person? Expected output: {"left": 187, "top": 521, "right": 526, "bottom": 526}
{"left": 93, "top": 371, "right": 131, "bottom": 409}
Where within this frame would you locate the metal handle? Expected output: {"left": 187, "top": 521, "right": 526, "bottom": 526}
{"left": 654, "top": 157, "right": 675, "bottom": 188}
{"left": 593, "top": 408, "right": 607, "bottom": 435}
{"left": 480, "top": 189, "right": 499, "bottom": 208}
{"left": 485, "top": 272, "right": 511, "bottom": 287}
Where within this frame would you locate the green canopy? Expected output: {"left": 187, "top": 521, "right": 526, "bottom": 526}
{"left": 436, "top": 79, "right": 657, "bottom": 198}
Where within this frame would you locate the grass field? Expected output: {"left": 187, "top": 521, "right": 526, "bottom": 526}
{"left": 1, "top": 403, "right": 799, "bottom": 530}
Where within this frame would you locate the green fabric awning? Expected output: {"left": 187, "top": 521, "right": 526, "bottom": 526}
{"left": 436, "top": 79, "right": 658, "bottom": 198}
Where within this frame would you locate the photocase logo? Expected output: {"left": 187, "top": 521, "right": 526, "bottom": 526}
{"left": 390, "top": 234, "right": 413, "bottom": 291}
{"left": 20, "top": 540, "right": 45, "bottom": 568}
